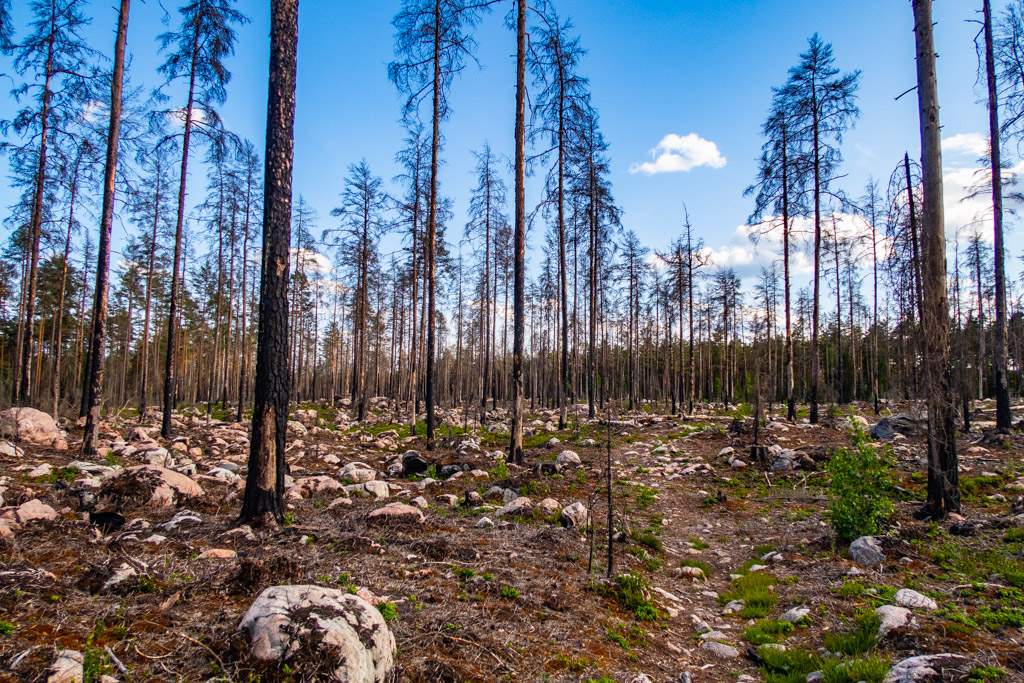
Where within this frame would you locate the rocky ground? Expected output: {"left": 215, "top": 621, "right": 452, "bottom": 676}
{"left": 0, "top": 399, "right": 1022, "bottom": 683}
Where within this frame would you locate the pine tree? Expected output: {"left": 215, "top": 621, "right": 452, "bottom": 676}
{"left": 153, "top": 0, "right": 248, "bottom": 437}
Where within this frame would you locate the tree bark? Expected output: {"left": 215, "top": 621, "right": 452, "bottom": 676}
{"left": 914, "top": 0, "right": 960, "bottom": 519}
{"left": 509, "top": 0, "right": 526, "bottom": 464}
{"left": 241, "top": 0, "right": 298, "bottom": 524}
{"left": 82, "top": 0, "right": 130, "bottom": 455}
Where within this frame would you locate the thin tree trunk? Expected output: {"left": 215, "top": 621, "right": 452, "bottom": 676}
{"left": 510, "top": 0, "right": 526, "bottom": 464}
{"left": 985, "top": 0, "right": 1012, "bottom": 429}
{"left": 161, "top": 23, "right": 201, "bottom": 438}
{"left": 82, "top": 0, "right": 130, "bottom": 454}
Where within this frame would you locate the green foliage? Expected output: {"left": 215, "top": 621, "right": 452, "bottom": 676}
{"left": 377, "top": 602, "right": 398, "bottom": 622}
{"left": 0, "top": 620, "right": 13, "bottom": 636}
{"left": 606, "top": 630, "right": 629, "bottom": 649}
{"left": 490, "top": 457, "right": 510, "bottom": 481}
{"left": 744, "top": 619, "right": 794, "bottom": 645}
{"left": 630, "top": 530, "right": 662, "bottom": 552}
{"left": 968, "top": 665, "right": 1006, "bottom": 682}
{"left": 689, "top": 537, "right": 710, "bottom": 550}
{"left": 1003, "top": 528, "right": 1024, "bottom": 544}
{"left": 820, "top": 655, "right": 889, "bottom": 683}
{"left": 823, "top": 610, "right": 879, "bottom": 655}
{"left": 759, "top": 647, "right": 822, "bottom": 683}
{"left": 826, "top": 437, "right": 894, "bottom": 543}
{"left": 613, "top": 572, "right": 659, "bottom": 621}
{"left": 82, "top": 647, "right": 111, "bottom": 683}
{"left": 720, "top": 572, "right": 778, "bottom": 619}
{"left": 634, "top": 485, "right": 657, "bottom": 508}
{"left": 500, "top": 585, "right": 519, "bottom": 599}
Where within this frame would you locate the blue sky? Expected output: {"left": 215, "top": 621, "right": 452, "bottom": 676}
{"left": 1, "top": 0, "right": 1018, "bottom": 297}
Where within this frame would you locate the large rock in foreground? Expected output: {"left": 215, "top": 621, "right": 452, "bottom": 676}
{"left": 0, "top": 407, "right": 67, "bottom": 450}
{"left": 239, "top": 585, "right": 396, "bottom": 682}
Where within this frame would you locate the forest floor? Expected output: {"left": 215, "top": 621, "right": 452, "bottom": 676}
{"left": 0, "top": 398, "right": 1022, "bottom": 683}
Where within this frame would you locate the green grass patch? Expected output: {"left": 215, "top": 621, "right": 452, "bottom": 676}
{"left": 823, "top": 610, "right": 879, "bottom": 656}
{"left": 759, "top": 646, "right": 821, "bottom": 683}
{"left": 720, "top": 572, "right": 778, "bottom": 619}
{"left": 744, "top": 619, "right": 794, "bottom": 645}
{"left": 820, "top": 655, "right": 889, "bottom": 683}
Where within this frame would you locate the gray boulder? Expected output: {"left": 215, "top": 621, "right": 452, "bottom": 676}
{"left": 849, "top": 536, "right": 885, "bottom": 566}
{"left": 870, "top": 413, "right": 926, "bottom": 439}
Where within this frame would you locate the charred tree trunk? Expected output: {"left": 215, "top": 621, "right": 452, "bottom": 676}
{"left": 509, "top": 0, "right": 526, "bottom": 464}
{"left": 241, "top": 0, "right": 297, "bottom": 525}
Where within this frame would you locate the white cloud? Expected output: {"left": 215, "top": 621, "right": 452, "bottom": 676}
{"left": 629, "top": 133, "right": 726, "bottom": 175}
{"left": 290, "top": 247, "right": 332, "bottom": 275}
{"left": 167, "top": 107, "right": 207, "bottom": 127}
{"left": 942, "top": 132, "right": 988, "bottom": 160}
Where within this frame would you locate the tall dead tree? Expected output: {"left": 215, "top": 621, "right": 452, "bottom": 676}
{"left": 782, "top": 34, "right": 859, "bottom": 423}
{"left": 154, "top": 0, "right": 247, "bottom": 438}
{"left": 913, "top": 0, "right": 960, "bottom": 519}
{"left": 390, "top": 0, "right": 489, "bottom": 451}
{"left": 82, "top": 0, "right": 131, "bottom": 455}
{"left": 240, "top": 0, "right": 297, "bottom": 525}
{"left": 510, "top": 0, "right": 526, "bottom": 464}
{"left": 982, "top": 0, "right": 1011, "bottom": 429}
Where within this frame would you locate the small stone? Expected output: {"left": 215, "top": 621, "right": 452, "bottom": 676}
{"left": 556, "top": 450, "right": 581, "bottom": 467}
{"left": 14, "top": 499, "right": 58, "bottom": 524}
{"left": 780, "top": 606, "right": 810, "bottom": 623}
{"left": 722, "top": 599, "right": 744, "bottom": 614}
{"left": 435, "top": 494, "right": 458, "bottom": 507}
{"left": 883, "top": 654, "right": 965, "bottom": 683}
{"left": 475, "top": 517, "right": 494, "bottom": 528}
{"left": 411, "top": 496, "right": 428, "bottom": 509}
{"left": 27, "top": 463, "right": 53, "bottom": 478}
{"left": 677, "top": 566, "right": 705, "bottom": 580}
{"left": 367, "top": 502, "right": 425, "bottom": 525}
{"left": 197, "top": 548, "right": 236, "bottom": 559}
{"left": 875, "top": 605, "right": 912, "bottom": 638}
{"left": 560, "top": 501, "right": 590, "bottom": 529}
{"left": 47, "top": 649, "right": 84, "bottom": 683}
{"left": 894, "top": 588, "right": 937, "bottom": 611}
{"left": 700, "top": 640, "right": 739, "bottom": 658}
{"left": 363, "top": 481, "right": 390, "bottom": 499}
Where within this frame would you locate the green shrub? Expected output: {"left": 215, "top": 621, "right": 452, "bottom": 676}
{"left": 377, "top": 602, "right": 398, "bottom": 622}
{"left": 720, "top": 572, "right": 778, "bottom": 619}
{"left": 823, "top": 610, "right": 880, "bottom": 655}
{"left": 826, "top": 435, "right": 894, "bottom": 543}
{"left": 500, "top": 585, "right": 519, "bottom": 599}
{"left": 0, "top": 621, "right": 13, "bottom": 636}
{"left": 760, "top": 647, "right": 821, "bottom": 683}
{"left": 490, "top": 457, "right": 510, "bottom": 481}
{"left": 821, "top": 655, "right": 889, "bottom": 683}
{"left": 744, "top": 619, "right": 794, "bottom": 645}
{"left": 630, "top": 530, "right": 662, "bottom": 552}
{"left": 613, "top": 572, "right": 659, "bottom": 621}
{"left": 968, "top": 666, "right": 1006, "bottom": 682}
